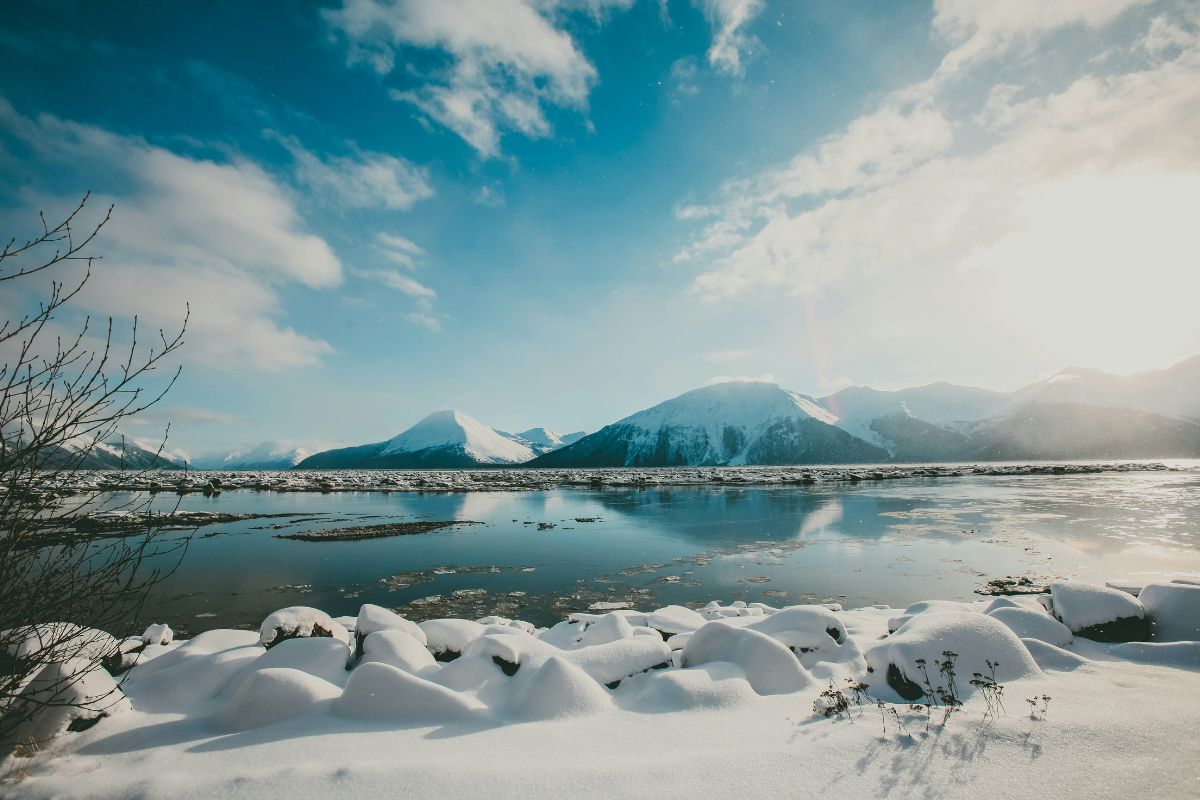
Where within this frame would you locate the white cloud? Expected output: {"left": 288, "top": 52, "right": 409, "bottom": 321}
{"left": 0, "top": 99, "right": 341, "bottom": 370}
{"left": 325, "top": 0, "right": 615, "bottom": 157}
{"left": 695, "top": 0, "right": 764, "bottom": 76}
{"left": 677, "top": 5, "right": 1200, "bottom": 380}
{"left": 353, "top": 267, "right": 436, "bottom": 300}
{"left": 270, "top": 132, "right": 433, "bottom": 210}
{"left": 931, "top": 0, "right": 1153, "bottom": 78}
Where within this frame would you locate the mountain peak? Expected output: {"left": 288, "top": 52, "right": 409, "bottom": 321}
{"left": 381, "top": 410, "right": 533, "bottom": 463}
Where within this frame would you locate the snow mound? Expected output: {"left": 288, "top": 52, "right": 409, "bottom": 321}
{"left": 648, "top": 605, "right": 707, "bottom": 635}
{"left": 259, "top": 607, "right": 350, "bottom": 649}
{"left": 7, "top": 658, "right": 130, "bottom": 744}
{"left": 681, "top": 622, "right": 811, "bottom": 695}
{"left": 475, "top": 615, "right": 537, "bottom": 635}
{"left": 866, "top": 612, "right": 1040, "bottom": 702}
{"left": 214, "top": 667, "right": 339, "bottom": 732}
{"left": 337, "top": 662, "right": 485, "bottom": 723}
{"left": 420, "top": 618, "right": 488, "bottom": 659}
{"left": 510, "top": 657, "right": 613, "bottom": 721}
{"left": 986, "top": 607, "right": 1073, "bottom": 647}
{"left": 561, "top": 637, "right": 672, "bottom": 686}
{"left": 1138, "top": 582, "right": 1200, "bottom": 642}
{"left": 122, "top": 633, "right": 261, "bottom": 712}
{"left": 3, "top": 623, "right": 119, "bottom": 666}
{"left": 361, "top": 629, "right": 438, "bottom": 673}
{"left": 888, "top": 600, "right": 975, "bottom": 632}
{"left": 231, "top": 637, "right": 350, "bottom": 695}
{"left": 627, "top": 662, "right": 760, "bottom": 712}
{"left": 1039, "top": 581, "right": 1148, "bottom": 640}
{"left": 579, "top": 612, "right": 635, "bottom": 646}
{"left": 745, "top": 605, "right": 848, "bottom": 652}
{"left": 355, "top": 605, "right": 426, "bottom": 657}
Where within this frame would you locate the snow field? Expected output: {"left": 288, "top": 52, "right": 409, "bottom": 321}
{"left": 5, "top": 577, "right": 1200, "bottom": 799}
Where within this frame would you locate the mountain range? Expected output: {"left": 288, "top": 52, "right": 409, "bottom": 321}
{"left": 77, "top": 355, "right": 1200, "bottom": 469}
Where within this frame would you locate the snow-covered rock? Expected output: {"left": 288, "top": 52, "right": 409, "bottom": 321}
{"left": 866, "top": 612, "right": 1040, "bottom": 701}
{"left": 3, "top": 623, "right": 119, "bottom": 666}
{"left": 681, "top": 622, "right": 811, "bottom": 695}
{"left": 6, "top": 658, "right": 130, "bottom": 744}
{"left": 1039, "top": 581, "right": 1148, "bottom": 641}
{"left": 986, "top": 607, "right": 1073, "bottom": 647}
{"left": 745, "top": 605, "right": 847, "bottom": 652}
{"left": 1138, "top": 582, "right": 1200, "bottom": 642}
{"left": 420, "top": 619, "right": 488, "bottom": 660}
{"left": 355, "top": 605, "right": 426, "bottom": 656}
{"left": 141, "top": 624, "right": 173, "bottom": 647}
{"left": 259, "top": 607, "right": 350, "bottom": 649}
{"left": 231, "top": 637, "right": 351, "bottom": 695}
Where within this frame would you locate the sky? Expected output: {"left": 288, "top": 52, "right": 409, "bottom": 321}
{"left": 1, "top": 0, "right": 1198, "bottom": 460}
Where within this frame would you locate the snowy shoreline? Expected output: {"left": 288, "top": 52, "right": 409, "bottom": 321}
{"left": 55, "top": 460, "right": 1178, "bottom": 495}
{"left": 5, "top": 578, "right": 1200, "bottom": 799}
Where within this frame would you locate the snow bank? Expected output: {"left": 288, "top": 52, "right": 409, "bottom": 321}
{"left": 1039, "top": 581, "right": 1148, "bottom": 641}
{"left": 681, "top": 622, "right": 811, "bottom": 695}
{"left": 259, "top": 607, "right": 350, "bottom": 649}
{"left": 214, "top": 667, "right": 340, "bottom": 732}
{"left": 986, "top": 607, "right": 1073, "bottom": 647}
{"left": 866, "top": 612, "right": 1040, "bottom": 702}
{"left": 1138, "top": 582, "right": 1200, "bottom": 642}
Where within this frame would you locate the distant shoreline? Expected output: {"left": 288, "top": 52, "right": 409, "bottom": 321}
{"left": 58, "top": 460, "right": 1184, "bottom": 494}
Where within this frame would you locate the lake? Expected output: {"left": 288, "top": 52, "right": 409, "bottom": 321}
{"left": 120, "top": 466, "right": 1200, "bottom": 633}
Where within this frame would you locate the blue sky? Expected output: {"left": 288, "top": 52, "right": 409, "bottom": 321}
{"left": 1, "top": 0, "right": 1197, "bottom": 459}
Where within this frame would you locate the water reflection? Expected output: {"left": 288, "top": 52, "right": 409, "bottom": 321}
{"left": 109, "top": 469, "right": 1200, "bottom": 633}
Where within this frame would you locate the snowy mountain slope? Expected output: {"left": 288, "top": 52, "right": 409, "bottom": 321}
{"left": 531, "top": 382, "right": 888, "bottom": 467}
{"left": 297, "top": 410, "right": 534, "bottom": 469}
{"left": 191, "top": 442, "right": 314, "bottom": 471}
{"left": 56, "top": 434, "right": 182, "bottom": 470}
{"left": 1008, "top": 356, "right": 1200, "bottom": 421}
{"left": 498, "top": 427, "right": 589, "bottom": 456}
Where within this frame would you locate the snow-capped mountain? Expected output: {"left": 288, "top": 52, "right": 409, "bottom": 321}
{"left": 531, "top": 382, "right": 888, "bottom": 467}
{"left": 191, "top": 442, "right": 314, "bottom": 471}
{"left": 61, "top": 434, "right": 181, "bottom": 470}
{"left": 816, "top": 355, "right": 1200, "bottom": 461}
{"left": 501, "top": 427, "right": 587, "bottom": 455}
{"left": 1008, "top": 356, "right": 1200, "bottom": 422}
{"left": 297, "top": 410, "right": 534, "bottom": 469}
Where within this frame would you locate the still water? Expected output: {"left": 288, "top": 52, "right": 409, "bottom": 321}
{"left": 127, "top": 468, "right": 1200, "bottom": 633}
